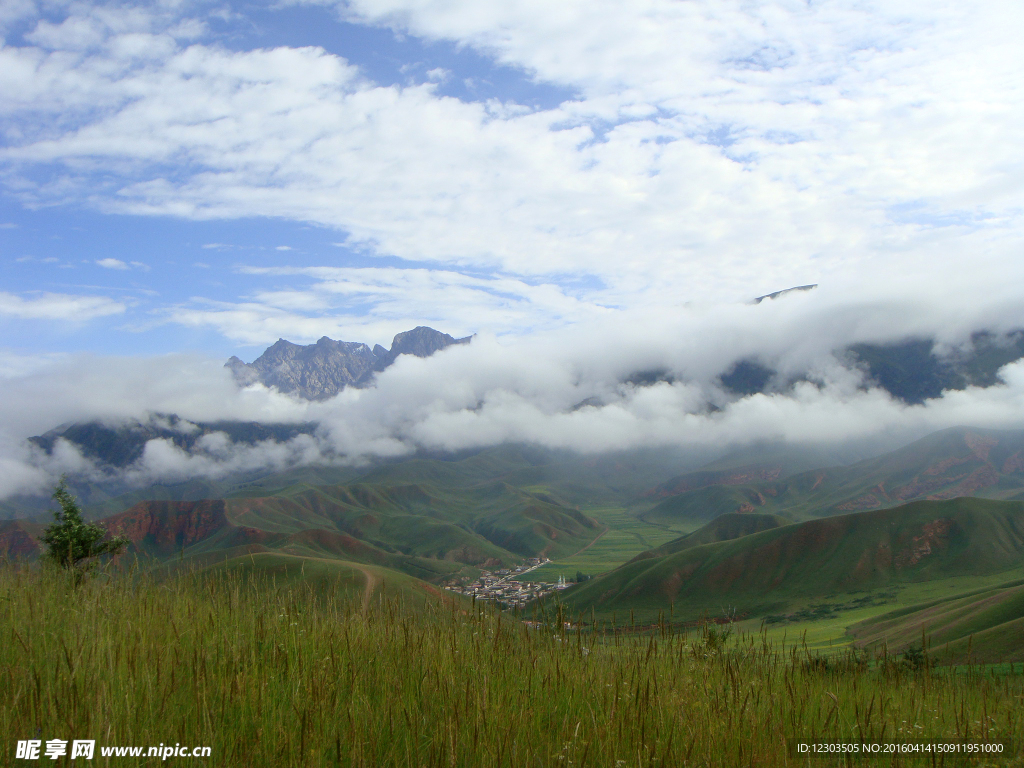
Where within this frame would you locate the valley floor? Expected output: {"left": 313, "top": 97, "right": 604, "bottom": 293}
{"left": 513, "top": 504, "right": 686, "bottom": 583}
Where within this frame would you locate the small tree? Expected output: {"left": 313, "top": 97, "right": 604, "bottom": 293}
{"left": 40, "top": 477, "right": 129, "bottom": 577}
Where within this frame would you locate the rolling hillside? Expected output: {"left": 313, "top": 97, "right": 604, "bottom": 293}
{"left": 561, "top": 497, "right": 1024, "bottom": 620}
{"left": 630, "top": 512, "right": 790, "bottom": 562}
{"left": 1, "top": 440, "right": 699, "bottom": 521}
{"left": 643, "top": 426, "right": 1024, "bottom": 528}
{"left": 201, "top": 552, "right": 462, "bottom": 614}
{"left": 1, "top": 474, "right": 604, "bottom": 582}
{"left": 850, "top": 578, "right": 1024, "bottom": 663}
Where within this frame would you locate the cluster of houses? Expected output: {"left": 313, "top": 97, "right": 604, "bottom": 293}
{"left": 444, "top": 558, "right": 570, "bottom": 609}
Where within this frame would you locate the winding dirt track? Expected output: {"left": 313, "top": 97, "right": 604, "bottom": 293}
{"left": 567, "top": 526, "right": 610, "bottom": 558}
{"left": 355, "top": 566, "right": 380, "bottom": 614}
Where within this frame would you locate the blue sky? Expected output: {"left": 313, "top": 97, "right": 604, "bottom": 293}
{"left": 1, "top": 0, "right": 1020, "bottom": 363}
{"left": 3, "top": 0, "right": 1024, "bottom": 497}
{"left": 0, "top": 0, "right": 584, "bottom": 357}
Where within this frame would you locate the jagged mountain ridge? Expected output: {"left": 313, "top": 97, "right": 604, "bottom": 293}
{"left": 227, "top": 325, "right": 472, "bottom": 400}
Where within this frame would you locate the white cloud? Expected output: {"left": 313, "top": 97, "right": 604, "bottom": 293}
{"left": 0, "top": 1, "right": 1019, "bottom": 311}
{"left": 1, "top": 3, "right": 1024, "bottom": 498}
{"left": 2, "top": 289, "right": 1024, "bottom": 497}
{"left": 163, "top": 264, "right": 608, "bottom": 346}
{"left": 124, "top": 432, "right": 327, "bottom": 485}
{"left": 0, "top": 348, "right": 68, "bottom": 379}
{"left": 96, "top": 257, "right": 130, "bottom": 269}
{"left": 0, "top": 0, "right": 36, "bottom": 31}
{"left": 0, "top": 291, "right": 125, "bottom": 320}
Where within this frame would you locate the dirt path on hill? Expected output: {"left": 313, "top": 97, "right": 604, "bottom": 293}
{"left": 356, "top": 566, "right": 380, "bottom": 614}
{"left": 567, "top": 526, "right": 609, "bottom": 558}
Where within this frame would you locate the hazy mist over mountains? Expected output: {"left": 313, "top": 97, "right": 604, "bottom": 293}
{"left": 1, "top": 0, "right": 1023, "bottom": 510}
{"left": 4, "top": 284, "right": 1024, "bottom": 505}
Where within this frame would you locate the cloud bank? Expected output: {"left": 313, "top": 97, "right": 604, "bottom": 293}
{"left": 1, "top": 3, "right": 1023, "bottom": 499}
{"left": 5, "top": 287, "right": 1024, "bottom": 499}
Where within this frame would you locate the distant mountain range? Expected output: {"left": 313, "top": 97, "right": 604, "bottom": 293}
{"left": 226, "top": 325, "right": 471, "bottom": 400}
{"left": 641, "top": 426, "right": 1024, "bottom": 527}
{"left": 30, "top": 415, "right": 319, "bottom": 470}
{"left": 719, "top": 331, "right": 1024, "bottom": 403}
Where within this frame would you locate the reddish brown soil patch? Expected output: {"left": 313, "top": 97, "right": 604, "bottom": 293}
{"left": 0, "top": 523, "right": 40, "bottom": 558}
{"left": 926, "top": 466, "right": 1000, "bottom": 500}
{"left": 836, "top": 493, "right": 880, "bottom": 511}
{"left": 103, "top": 500, "right": 228, "bottom": 552}
{"left": 965, "top": 433, "right": 998, "bottom": 461}
{"left": 893, "top": 518, "right": 953, "bottom": 569}
{"left": 1003, "top": 451, "right": 1024, "bottom": 474}
{"left": 924, "top": 455, "right": 973, "bottom": 476}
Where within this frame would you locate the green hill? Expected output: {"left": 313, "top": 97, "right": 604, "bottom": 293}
{"left": 0, "top": 441, "right": 699, "bottom": 521}
{"left": 642, "top": 426, "right": 1024, "bottom": 528}
{"left": 850, "top": 578, "right": 1024, "bottom": 663}
{"left": 2, "top": 473, "right": 605, "bottom": 582}
{"left": 631, "top": 512, "right": 790, "bottom": 561}
{"left": 560, "top": 497, "right": 1024, "bottom": 621}
{"left": 200, "top": 552, "right": 461, "bottom": 613}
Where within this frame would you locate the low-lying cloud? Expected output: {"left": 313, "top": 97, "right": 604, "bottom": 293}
{"left": 5, "top": 286, "right": 1024, "bottom": 500}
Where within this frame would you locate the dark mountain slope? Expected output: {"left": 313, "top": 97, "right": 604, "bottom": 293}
{"left": 28, "top": 415, "right": 318, "bottom": 470}
{"left": 711, "top": 329, "right": 1024, "bottom": 404}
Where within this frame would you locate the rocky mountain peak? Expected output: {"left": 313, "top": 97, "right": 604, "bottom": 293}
{"left": 226, "top": 326, "right": 471, "bottom": 400}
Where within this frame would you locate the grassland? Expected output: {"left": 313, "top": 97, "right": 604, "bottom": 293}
{"left": 849, "top": 578, "right": 1024, "bottom": 663}
{"left": 741, "top": 570, "right": 1024, "bottom": 654}
{"left": 3, "top": 563, "right": 1024, "bottom": 767}
{"left": 513, "top": 505, "right": 686, "bottom": 583}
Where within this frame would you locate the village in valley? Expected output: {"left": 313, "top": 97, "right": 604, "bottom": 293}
{"left": 443, "top": 558, "right": 571, "bottom": 609}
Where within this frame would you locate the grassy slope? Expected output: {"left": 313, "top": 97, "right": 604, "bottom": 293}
{"left": 849, "top": 578, "right": 1024, "bottom": 662}
{"left": 633, "top": 512, "right": 790, "bottom": 561}
{"left": 3, "top": 455, "right": 609, "bottom": 583}
{"left": 203, "top": 552, "right": 458, "bottom": 613}
{"left": 4, "top": 564, "right": 1022, "bottom": 767}
{"left": 561, "top": 497, "right": 1024, "bottom": 622}
{"left": 224, "top": 479, "right": 602, "bottom": 562}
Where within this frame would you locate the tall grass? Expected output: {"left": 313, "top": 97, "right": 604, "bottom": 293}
{"left": 2, "top": 563, "right": 1022, "bottom": 766}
